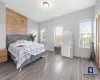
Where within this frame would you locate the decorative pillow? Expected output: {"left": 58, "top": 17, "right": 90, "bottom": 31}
{"left": 16, "top": 39, "right": 28, "bottom": 43}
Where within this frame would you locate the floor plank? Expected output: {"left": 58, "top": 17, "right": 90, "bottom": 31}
{"left": 0, "top": 51, "right": 99, "bottom": 80}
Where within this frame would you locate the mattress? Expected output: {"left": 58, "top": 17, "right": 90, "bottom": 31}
{"left": 9, "top": 52, "right": 46, "bottom": 68}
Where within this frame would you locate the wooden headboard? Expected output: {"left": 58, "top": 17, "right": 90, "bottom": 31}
{"left": 6, "top": 8, "right": 27, "bottom": 35}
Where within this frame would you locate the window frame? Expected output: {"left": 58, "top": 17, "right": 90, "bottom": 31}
{"left": 40, "top": 28, "right": 46, "bottom": 44}
{"left": 79, "top": 19, "right": 93, "bottom": 48}
{"left": 54, "top": 25, "right": 64, "bottom": 47}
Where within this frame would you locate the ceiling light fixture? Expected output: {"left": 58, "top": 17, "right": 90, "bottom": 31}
{"left": 43, "top": 2, "right": 49, "bottom": 8}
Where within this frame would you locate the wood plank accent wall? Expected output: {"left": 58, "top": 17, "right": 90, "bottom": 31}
{"left": 96, "top": 14, "right": 100, "bottom": 68}
{"left": 6, "top": 8, "right": 27, "bottom": 35}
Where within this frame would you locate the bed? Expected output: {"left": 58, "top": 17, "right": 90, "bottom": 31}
{"left": 7, "top": 35, "right": 46, "bottom": 70}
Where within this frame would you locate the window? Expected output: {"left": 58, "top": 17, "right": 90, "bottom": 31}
{"left": 54, "top": 26, "right": 63, "bottom": 47}
{"left": 40, "top": 28, "right": 46, "bottom": 43}
{"left": 79, "top": 20, "right": 92, "bottom": 48}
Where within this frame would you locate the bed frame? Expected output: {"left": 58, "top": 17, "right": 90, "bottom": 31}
{"left": 7, "top": 35, "right": 46, "bottom": 71}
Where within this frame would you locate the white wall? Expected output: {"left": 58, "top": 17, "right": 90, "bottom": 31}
{"left": 94, "top": 0, "right": 100, "bottom": 16}
{"left": 0, "top": 2, "right": 6, "bottom": 49}
{"left": 39, "top": 7, "right": 94, "bottom": 58}
{"left": 27, "top": 18, "right": 39, "bottom": 42}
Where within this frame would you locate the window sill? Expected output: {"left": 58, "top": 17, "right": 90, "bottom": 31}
{"left": 79, "top": 46, "right": 90, "bottom": 49}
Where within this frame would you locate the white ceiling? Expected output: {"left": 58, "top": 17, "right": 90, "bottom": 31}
{"left": 0, "top": 0, "right": 96, "bottom": 22}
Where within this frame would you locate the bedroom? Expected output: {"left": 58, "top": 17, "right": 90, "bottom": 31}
{"left": 0, "top": 0, "right": 100, "bottom": 80}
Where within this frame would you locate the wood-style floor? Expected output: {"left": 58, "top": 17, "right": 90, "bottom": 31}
{"left": 0, "top": 51, "right": 100, "bottom": 80}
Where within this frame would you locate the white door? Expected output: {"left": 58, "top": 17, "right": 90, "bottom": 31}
{"left": 61, "top": 30, "right": 73, "bottom": 58}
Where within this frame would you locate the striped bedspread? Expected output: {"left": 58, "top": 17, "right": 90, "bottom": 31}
{"left": 8, "top": 40, "right": 45, "bottom": 69}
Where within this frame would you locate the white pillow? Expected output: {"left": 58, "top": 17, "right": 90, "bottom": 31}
{"left": 16, "top": 40, "right": 28, "bottom": 43}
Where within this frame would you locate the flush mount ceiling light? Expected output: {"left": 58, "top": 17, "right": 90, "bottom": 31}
{"left": 43, "top": 2, "right": 49, "bottom": 8}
